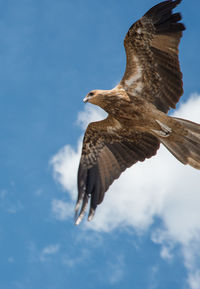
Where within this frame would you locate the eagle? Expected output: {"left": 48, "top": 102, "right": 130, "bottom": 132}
{"left": 75, "top": 0, "right": 200, "bottom": 225}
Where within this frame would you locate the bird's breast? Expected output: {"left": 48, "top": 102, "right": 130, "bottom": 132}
{"left": 104, "top": 97, "right": 164, "bottom": 132}
{"left": 104, "top": 98, "right": 147, "bottom": 122}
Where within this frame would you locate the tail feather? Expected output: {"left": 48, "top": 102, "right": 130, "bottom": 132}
{"left": 160, "top": 117, "right": 200, "bottom": 169}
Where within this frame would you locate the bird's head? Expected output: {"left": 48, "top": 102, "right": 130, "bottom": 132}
{"left": 83, "top": 90, "right": 106, "bottom": 106}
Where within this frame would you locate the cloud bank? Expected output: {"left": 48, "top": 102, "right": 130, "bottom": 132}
{"left": 51, "top": 93, "right": 200, "bottom": 289}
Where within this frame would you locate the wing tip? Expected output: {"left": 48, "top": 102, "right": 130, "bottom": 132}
{"left": 74, "top": 193, "right": 89, "bottom": 225}
{"left": 144, "top": 0, "right": 183, "bottom": 22}
{"left": 88, "top": 208, "right": 95, "bottom": 222}
{"left": 74, "top": 201, "right": 96, "bottom": 225}
{"left": 145, "top": 0, "right": 185, "bottom": 35}
{"left": 75, "top": 216, "right": 82, "bottom": 226}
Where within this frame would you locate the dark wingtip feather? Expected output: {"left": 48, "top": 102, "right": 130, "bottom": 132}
{"left": 75, "top": 162, "right": 88, "bottom": 225}
{"left": 144, "top": 0, "right": 184, "bottom": 27}
{"left": 144, "top": 0, "right": 182, "bottom": 15}
{"left": 75, "top": 193, "right": 89, "bottom": 225}
{"left": 75, "top": 163, "right": 100, "bottom": 225}
{"left": 88, "top": 208, "right": 95, "bottom": 222}
{"left": 144, "top": 0, "right": 185, "bottom": 35}
{"left": 144, "top": 1, "right": 171, "bottom": 17}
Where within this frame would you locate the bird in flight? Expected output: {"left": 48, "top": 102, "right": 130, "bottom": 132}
{"left": 75, "top": 0, "right": 200, "bottom": 225}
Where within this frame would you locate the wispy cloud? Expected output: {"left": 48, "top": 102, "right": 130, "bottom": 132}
{"left": 40, "top": 244, "right": 60, "bottom": 262}
{"left": 62, "top": 248, "right": 90, "bottom": 268}
{"left": 28, "top": 242, "right": 60, "bottom": 263}
{"left": 148, "top": 265, "right": 159, "bottom": 289}
{"left": 77, "top": 104, "right": 106, "bottom": 130}
{"left": 6, "top": 200, "right": 23, "bottom": 214}
{"left": 107, "top": 255, "right": 125, "bottom": 284}
{"left": 51, "top": 141, "right": 82, "bottom": 201}
{"left": 51, "top": 199, "right": 74, "bottom": 221}
{"left": 51, "top": 93, "right": 200, "bottom": 289}
{"left": 0, "top": 189, "right": 23, "bottom": 214}
{"left": 187, "top": 270, "right": 200, "bottom": 289}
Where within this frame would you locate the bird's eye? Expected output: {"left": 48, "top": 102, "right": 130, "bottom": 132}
{"left": 88, "top": 92, "right": 94, "bottom": 97}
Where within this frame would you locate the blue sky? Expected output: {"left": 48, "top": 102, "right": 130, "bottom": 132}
{"left": 1, "top": 0, "right": 200, "bottom": 288}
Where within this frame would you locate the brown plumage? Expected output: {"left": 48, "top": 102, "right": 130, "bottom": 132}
{"left": 75, "top": 0, "right": 200, "bottom": 225}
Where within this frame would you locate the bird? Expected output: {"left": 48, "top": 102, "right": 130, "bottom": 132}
{"left": 75, "top": 0, "right": 200, "bottom": 225}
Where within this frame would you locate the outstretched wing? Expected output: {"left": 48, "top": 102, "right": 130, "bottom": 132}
{"left": 119, "top": 0, "right": 185, "bottom": 113}
{"left": 75, "top": 116, "right": 160, "bottom": 225}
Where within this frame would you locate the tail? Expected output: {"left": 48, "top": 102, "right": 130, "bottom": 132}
{"left": 158, "top": 117, "right": 200, "bottom": 169}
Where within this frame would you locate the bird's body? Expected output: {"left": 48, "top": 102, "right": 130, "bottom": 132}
{"left": 75, "top": 0, "right": 200, "bottom": 225}
{"left": 86, "top": 89, "right": 166, "bottom": 138}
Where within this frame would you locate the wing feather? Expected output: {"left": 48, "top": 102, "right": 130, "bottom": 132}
{"left": 119, "top": 0, "right": 185, "bottom": 113}
{"left": 75, "top": 117, "right": 160, "bottom": 224}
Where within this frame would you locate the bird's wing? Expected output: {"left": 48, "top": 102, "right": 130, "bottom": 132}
{"left": 75, "top": 116, "right": 160, "bottom": 224}
{"left": 119, "top": 0, "right": 185, "bottom": 113}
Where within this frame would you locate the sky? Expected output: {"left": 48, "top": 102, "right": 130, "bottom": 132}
{"left": 1, "top": 0, "right": 200, "bottom": 288}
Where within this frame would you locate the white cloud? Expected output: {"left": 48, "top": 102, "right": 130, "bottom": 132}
{"left": 182, "top": 242, "right": 200, "bottom": 289}
{"left": 51, "top": 199, "right": 74, "bottom": 221}
{"left": 77, "top": 104, "right": 106, "bottom": 130}
{"left": 51, "top": 93, "right": 200, "bottom": 289}
{"left": 28, "top": 242, "right": 60, "bottom": 263}
{"left": 149, "top": 266, "right": 159, "bottom": 289}
{"left": 187, "top": 271, "right": 200, "bottom": 289}
{"left": 173, "top": 93, "right": 200, "bottom": 122}
{"left": 0, "top": 191, "right": 23, "bottom": 214}
{"left": 42, "top": 244, "right": 60, "bottom": 255}
{"left": 40, "top": 244, "right": 60, "bottom": 262}
{"left": 62, "top": 248, "right": 90, "bottom": 268}
{"left": 6, "top": 200, "right": 23, "bottom": 214}
{"left": 107, "top": 255, "right": 125, "bottom": 284}
{"left": 160, "top": 246, "right": 173, "bottom": 261}
{"left": 51, "top": 142, "right": 82, "bottom": 200}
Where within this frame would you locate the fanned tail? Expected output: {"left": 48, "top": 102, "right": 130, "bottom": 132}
{"left": 160, "top": 117, "right": 200, "bottom": 169}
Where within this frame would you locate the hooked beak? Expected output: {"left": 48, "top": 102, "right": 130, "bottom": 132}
{"left": 83, "top": 97, "right": 88, "bottom": 103}
{"left": 83, "top": 96, "right": 89, "bottom": 103}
